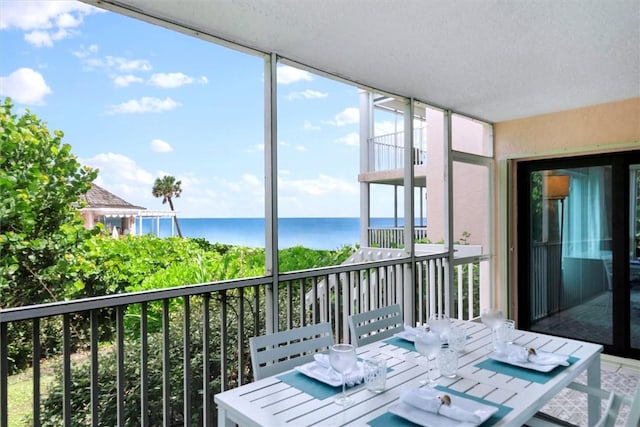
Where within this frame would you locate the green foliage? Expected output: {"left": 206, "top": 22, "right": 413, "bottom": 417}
{"left": 0, "top": 98, "right": 98, "bottom": 374}
{"left": 70, "top": 235, "right": 210, "bottom": 297}
{"left": 279, "top": 244, "right": 354, "bottom": 272}
{"left": 0, "top": 97, "right": 98, "bottom": 307}
{"left": 39, "top": 309, "right": 215, "bottom": 426}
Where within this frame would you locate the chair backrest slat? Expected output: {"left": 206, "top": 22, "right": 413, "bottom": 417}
{"left": 348, "top": 304, "right": 403, "bottom": 347}
{"left": 249, "top": 322, "right": 334, "bottom": 381}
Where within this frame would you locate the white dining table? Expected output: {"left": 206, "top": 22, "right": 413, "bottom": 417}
{"left": 215, "top": 320, "right": 603, "bottom": 426}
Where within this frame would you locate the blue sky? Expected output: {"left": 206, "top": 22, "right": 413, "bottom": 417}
{"left": 0, "top": 1, "right": 393, "bottom": 218}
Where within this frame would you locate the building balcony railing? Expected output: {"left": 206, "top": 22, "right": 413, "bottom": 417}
{"left": 0, "top": 251, "right": 484, "bottom": 426}
{"left": 368, "top": 128, "right": 426, "bottom": 172}
{"left": 368, "top": 226, "right": 428, "bottom": 247}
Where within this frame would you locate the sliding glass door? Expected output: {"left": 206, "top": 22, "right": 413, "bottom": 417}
{"left": 631, "top": 164, "right": 640, "bottom": 351}
{"left": 518, "top": 151, "right": 640, "bottom": 358}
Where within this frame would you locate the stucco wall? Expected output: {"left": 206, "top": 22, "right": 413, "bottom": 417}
{"left": 494, "top": 98, "right": 639, "bottom": 160}
{"left": 493, "top": 97, "right": 640, "bottom": 316}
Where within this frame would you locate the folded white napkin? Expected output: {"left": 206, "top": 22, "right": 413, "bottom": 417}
{"left": 404, "top": 323, "right": 423, "bottom": 337}
{"left": 400, "top": 388, "right": 482, "bottom": 424}
{"left": 504, "top": 345, "right": 570, "bottom": 366}
{"left": 313, "top": 354, "right": 363, "bottom": 385}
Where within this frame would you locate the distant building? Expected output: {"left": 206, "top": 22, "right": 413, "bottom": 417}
{"left": 79, "top": 183, "right": 175, "bottom": 237}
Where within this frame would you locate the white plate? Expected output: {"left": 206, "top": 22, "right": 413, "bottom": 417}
{"left": 394, "top": 331, "right": 450, "bottom": 345}
{"left": 294, "top": 361, "right": 363, "bottom": 387}
{"left": 488, "top": 350, "right": 561, "bottom": 372}
{"left": 388, "top": 395, "right": 499, "bottom": 427}
{"left": 394, "top": 331, "right": 417, "bottom": 342}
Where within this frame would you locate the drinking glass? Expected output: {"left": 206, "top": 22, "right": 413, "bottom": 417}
{"left": 428, "top": 313, "right": 451, "bottom": 340}
{"left": 436, "top": 348, "right": 459, "bottom": 378}
{"left": 363, "top": 357, "right": 387, "bottom": 393}
{"left": 414, "top": 330, "right": 441, "bottom": 387}
{"left": 447, "top": 325, "right": 467, "bottom": 353}
{"left": 481, "top": 308, "right": 504, "bottom": 350}
{"left": 329, "top": 343, "right": 358, "bottom": 406}
{"left": 480, "top": 308, "right": 504, "bottom": 330}
{"left": 494, "top": 319, "right": 515, "bottom": 352}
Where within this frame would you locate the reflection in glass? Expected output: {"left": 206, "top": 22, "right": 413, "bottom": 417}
{"left": 529, "top": 166, "right": 613, "bottom": 345}
{"left": 630, "top": 166, "right": 640, "bottom": 349}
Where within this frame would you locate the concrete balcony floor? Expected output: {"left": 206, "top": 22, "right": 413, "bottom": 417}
{"left": 539, "top": 356, "right": 640, "bottom": 425}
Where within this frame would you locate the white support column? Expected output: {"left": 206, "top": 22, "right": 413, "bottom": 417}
{"left": 264, "top": 53, "right": 279, "bottom": 334}
{"left": 403, "top": 99, "right": 416, "bottom": 325}
{"left": 444, "top": 111, "right": 454, "bottom": 314}
{"left": 359, "top": 90, "right": 373, "bottom": 247}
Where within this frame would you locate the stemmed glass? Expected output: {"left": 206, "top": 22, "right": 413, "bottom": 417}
{"left": 414, "top": 330, "right": 441, "bottom": 387}
{"left": 481, "top": 308, "right": 504, "bottom": 350}
{"left": 428, "top": 313, "right": 451, "bottom": 341}
{"left": 329, "top": 343, "right": 358, "bottom": 406}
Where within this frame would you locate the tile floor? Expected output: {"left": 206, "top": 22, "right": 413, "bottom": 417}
{"left": 537, "top": 356, "right": 640, "bottom": 426}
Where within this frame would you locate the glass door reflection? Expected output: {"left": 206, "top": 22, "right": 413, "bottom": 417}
{"left": 631, "top": 165, "right": 640, "bottom": 350}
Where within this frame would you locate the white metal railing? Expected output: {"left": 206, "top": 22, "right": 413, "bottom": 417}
{"left": 368, "top": 128, "right": 426, "bottom": 172}
{"left": 0, "top": 252, "right": 483, "bottom": 426}
{"left": 368, "top": 227, "right": 429, "bottom": 247}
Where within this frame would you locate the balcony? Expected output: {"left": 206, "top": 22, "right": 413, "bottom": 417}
{"left": 2, "top": 249, "right": 638, "bottom": 425}
{"left": 358, "top": 129, "right": 428, "bottom": 187}
{"left": 1, "top": 250, "right": 486, "bottom": 425}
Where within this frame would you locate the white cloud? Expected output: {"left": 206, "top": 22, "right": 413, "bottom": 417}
{"left": 106, "top": 97, "right": 180, "bottom": 115}
{"left": 303, "top": 120, "right": 321, "bottom": 131}
{"left": 332, "top": 107, "right": 359, "bottom": 126}
{"left": 148, "top": 72, "right": 208, "bottom": 88}
{"left": 150, "top": 139, "right": 173, "bottom": 153}
{"left": 107, "top": 56, "right": 152, "bottom": 73}
{"left": 277, "top": 65, "right": 312, "bottom": 84}
{"left": 0, "top": 68, "right": 52, "bottom": 105}
{"left": 279, "top": 174, "right": 358, "bottom": 197}
{"left": 24, "top": 30, "right": 63, "bottom": 48}
{"left": 295, "top": 145, "right": 308, "bottom": 152}
{"left": 0, "top": 1, "right": 104, "bottom": 47}
{"left": 286, "top": 89, "right": 328, "bottom": 100}
{"left": 113, "top": 74, "right": 143, "bottom": 88}
{"left": 72, "top": 44, "right": 99, "bottom": 58}
{"left": 336, "top": 132, "right": 360, "bottom": 147}
{"left": 76, "top": 50, "right": 152, "bottom": 73}
{"left": 82, "top": 152, "right": 155, "bottom": 191}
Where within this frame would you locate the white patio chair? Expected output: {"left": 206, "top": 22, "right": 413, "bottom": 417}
{"left": 526, "top": 382, "right": 640, "bottom": 427}
{"left": 249, "top": 322, "right": 334, "bottom": 380}
{"left": 348, "top": 304, "right": 403, "bottom": 347}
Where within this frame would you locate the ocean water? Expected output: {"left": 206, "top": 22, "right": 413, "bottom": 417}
{"left": 138, "top": 217, "right": 405, "bottom": 250}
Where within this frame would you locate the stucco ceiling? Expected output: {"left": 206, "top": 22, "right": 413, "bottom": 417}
{"left": 88, "top": 0, "right": 640, "bottom": 123}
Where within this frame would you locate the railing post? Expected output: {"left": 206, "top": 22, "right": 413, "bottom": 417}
{"left": 202, "top": 294, "right": 211, "bottom": 426}
{"left": 140, "top": 304, "right": 149, "bottom": 427}
{"left": 183, "top": 296, "right": 191, "bottom": 426}
{"left": 32, "top": 319, "right": 41, "bottom": 427}
{"left": 0, "top": 322, "right": 7, "bottom": 427}
{"left": 63, "top": 314, "right": 71, "bottom": 427}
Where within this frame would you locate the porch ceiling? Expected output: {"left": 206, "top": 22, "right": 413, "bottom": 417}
{"left": 88, "top": 0, "right": 639, "bottom": 123}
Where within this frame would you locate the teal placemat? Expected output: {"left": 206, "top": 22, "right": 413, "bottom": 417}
{"left": 475, "top": 356, "right": 579, "bottom": 384}
{"left": 368, "top": 385, "right": 511, "bottom": 427}
{"left": 383, "top": 336, "right": 417, "bottom": 351}
{"left": 276, "top": 370, "right": 345, "bottom": 400}
{"left": 277, "top": 364, "right": 393, "bottom": 400}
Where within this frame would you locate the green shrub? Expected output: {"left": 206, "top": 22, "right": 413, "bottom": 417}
{"left": 39, "top": 309, "right": 216, "bottom": 426}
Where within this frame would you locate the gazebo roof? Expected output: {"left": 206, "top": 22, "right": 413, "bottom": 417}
{"left": 80, "top": 183, "right": 146, "bottom": 210}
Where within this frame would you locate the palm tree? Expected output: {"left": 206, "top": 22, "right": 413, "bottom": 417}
{"left": 152, "top": 175, "right": 183, "bottom": 237}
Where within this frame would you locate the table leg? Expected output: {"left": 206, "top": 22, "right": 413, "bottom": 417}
{"left": 217, "top": 407, "right": 233, "bottom": 427}
{"left": 587, "top": 356, "right": 602, "bottom": 426}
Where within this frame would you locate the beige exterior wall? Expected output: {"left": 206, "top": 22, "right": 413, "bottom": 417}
{"left": 493, "top": 97, "right": 640, "bottom": 317}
